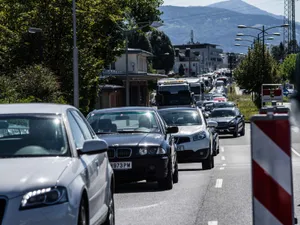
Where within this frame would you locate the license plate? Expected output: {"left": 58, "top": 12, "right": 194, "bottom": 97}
{"left": 110, "top": 162, "right": 132, "bottom": 170}
{"left": 177, "top": 145, "right": 185, "bottom": 151}
{"left": 219, "top": 130, "right": 224, "bottom": 132}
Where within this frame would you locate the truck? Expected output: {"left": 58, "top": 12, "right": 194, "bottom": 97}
{"left": 155, "top": 79, "right": 195, "bottom": 109}
{"left": 184, "top": 77, "right": 205, "bottom": 101}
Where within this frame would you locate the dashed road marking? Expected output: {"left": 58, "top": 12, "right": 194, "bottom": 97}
{"left": 208, "top": 221, "right": 218, "bottom": 225}
{"left": 220, "top": 167, "right": 225, "bottom": 170}
{"left": 222, "top": 163, "right": 227, "bottom": 166}
{"left": 221, "top": 156, "right": 225, "bottom": 160}
{"left": 118, "top": 203, "right": 162, "bottom": 211}
{"left": 221, "top": 147, "right": 224, "bottom": 152}
{"left": 215, "top": 179, "right": 223, "bottom": 188}
{"left": 292, "top": 148, "right": 300, "bottom": 157}
{"left": 292, "top": 126, "right": 299, "bottom": 133}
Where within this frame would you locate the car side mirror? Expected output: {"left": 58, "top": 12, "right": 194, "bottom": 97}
{"left": 207, "top": 121, "right": 218, "bottom": 128}
{"left": 204, "top": 113, "right": 209, "bottom": 118}
{"left": 166, "top": 126, "right": 178, "bottom": 134}
{"left": 78, "top": 139, "right": 108, "bottom": 155}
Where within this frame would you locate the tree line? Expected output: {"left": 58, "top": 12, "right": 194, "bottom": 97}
{"left": 0, "top": 0, "right": 174, "bottom": 114}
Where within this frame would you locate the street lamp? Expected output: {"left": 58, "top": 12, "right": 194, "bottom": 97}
{"left": 28, "top": 27, "right": 43, "bottom": 62}
{"left": 235, "top": 44, "right": 250, "bottom": 47}
{"left": 28, "top": 27, "right": 42, "bottom": 33}
{"left": 72, "top": 0, "right": 79, "bottom": 108}
{"left": 237, "top": 24, "right": 289, "bottom": 84}
{"left": 235, "top": 38, "right": 253, "bottom": 43}
{"left": 123, "top": 21, "right": 163, "bottom": 106}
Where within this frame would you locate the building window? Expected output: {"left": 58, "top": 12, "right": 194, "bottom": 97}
{"left": 111, "top": 62, "right": 116, "bottom": 70}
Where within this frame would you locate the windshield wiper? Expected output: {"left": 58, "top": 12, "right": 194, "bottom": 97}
{"left": 117, "top": 130, "right": 148, "bottom": 133}
{"left": 95, "top": 132, "right": 117, "bottom": 134}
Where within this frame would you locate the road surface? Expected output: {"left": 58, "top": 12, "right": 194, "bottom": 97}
{"left": 114, "top": 122, "right": 300, "bottom": 225}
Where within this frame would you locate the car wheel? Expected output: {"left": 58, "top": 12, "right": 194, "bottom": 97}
{"left": 233, "top": 127, "right": 239, "bottom": 138}
{"left": 202, "top": 149, "right": 214, "bottom": 170}
{"left": 103, "top": 188, "right": 115, "bottom": 225}
{"left": 158, "top": 160, "right": 173, "bottom": 190}
{"left": 173, "top": 158, "right": 179, "bottom": 184}
{"left": 240, "top": 124, "right": 245, "bottom": 136}
{"left": 78, "top": 197, "right": 88, "bottom": 225}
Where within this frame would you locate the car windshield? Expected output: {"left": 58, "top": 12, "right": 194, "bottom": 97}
{"left": 215, "top": 102, "right": 235, "bottom": 108}
{"left": 0, "top": 115, "right": 69, "bottom": 158}
{"left": 210, "top": 110, "right": 236, "bottom": 118}
{"left": 159, "top": 110, "right": 202, "bottom": 126}
{"left": 87, "top": 111, "right": 160, "bottom": 134}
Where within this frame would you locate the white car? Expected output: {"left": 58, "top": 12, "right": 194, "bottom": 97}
{"left": 0, "top": 103, "right": 114, "bottom": 225}
{"left": 158, "top": 107, "right": 218, "bottom": 170}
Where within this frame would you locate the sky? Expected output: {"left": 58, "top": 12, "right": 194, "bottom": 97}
{"left": 163, "top": 0, "right": 300, "bottom": 22}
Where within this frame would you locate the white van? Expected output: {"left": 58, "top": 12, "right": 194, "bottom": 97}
{"left": 216, "top": 80, "right": 224, "bottom": 87}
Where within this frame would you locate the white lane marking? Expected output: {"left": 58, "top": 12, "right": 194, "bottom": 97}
{"left": 215, "top": 179, "right": 223, "bottom": 188}
{"left": 208, "top": 221, "right": 218, "bottom": 225}
{"left": 118, "top": 203, "right": 162, "bottom": 211}
{"left": 221, "top": 156, "right": 225, "bottom": 160}
{"left": 292, "top": 148, "right": 300, "bottom": 157}
{"left": 292, "top": 126, "right": 299, "bottom": 133}
{"left": 221, "top": 147, "right": 224, "bottom": 152}
{"left": 223, "top": 163, "right": 227, "bottom": 166}
{"left": 220, "top": 167, "right": 225, "bottom": 170}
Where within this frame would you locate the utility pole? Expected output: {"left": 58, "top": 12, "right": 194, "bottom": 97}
{"left": 72, "top": 0, "right": 79, "bottom": 108}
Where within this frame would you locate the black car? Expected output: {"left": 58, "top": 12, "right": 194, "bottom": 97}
{"left": 86, "top": 107, "right": 179, "bottom": 190}
{"left": 213, "top": 101, "right": 236, "bottom": 109}
{"left": 207, "top": 107, "right": 245, "bottom": 137}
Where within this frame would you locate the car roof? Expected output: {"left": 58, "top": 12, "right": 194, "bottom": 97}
{"left": 0, "top": 103, "right": 75, "bottom": 114}
{"left": 91, "top": 106, "right": 156, "bottom": 114}
{"left": 158, "top": 107, "right": 197, "bottom": 111}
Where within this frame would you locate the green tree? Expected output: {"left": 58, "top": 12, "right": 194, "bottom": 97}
{"left": 280, "top": 54, "right": 297, "bottom": 84}
{"left": 234, "top": 41, "right": 280, "bottom": 107}
{"left": 271, "top": 42, "right": 285, "bottom": 62}
{"left": 128, "top": 31, "right": 152, "bottom": 52}
{"left": 149, "top": 30, "right": 175, "bottom": 74}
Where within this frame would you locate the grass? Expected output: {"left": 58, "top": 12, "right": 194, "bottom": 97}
{"left": 227, "top": 87, "right": 259, "bottom": 122}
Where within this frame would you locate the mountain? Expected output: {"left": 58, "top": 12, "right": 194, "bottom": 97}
{"left": 159, "top": 5, "right": 300, "bottom": 53}
{"left": 208, "top": 0, "right": 284, "bottom": 20}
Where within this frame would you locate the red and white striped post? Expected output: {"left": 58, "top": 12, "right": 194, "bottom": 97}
{"left": 251, "top": 114, "right": 295, "bottom": 225}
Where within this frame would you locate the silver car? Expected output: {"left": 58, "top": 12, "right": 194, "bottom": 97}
{"left": 0, "top": 103, "right": 114, "bottom": 225}
{"left": 158, "top": 107, "right": 218, "bottom": 170}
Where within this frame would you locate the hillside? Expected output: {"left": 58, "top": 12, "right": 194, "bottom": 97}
{"left": 159, "top": 5, "right": 300, "bottom": 53}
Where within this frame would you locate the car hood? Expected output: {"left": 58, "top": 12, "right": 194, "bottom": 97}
{"left": 174, "top": 125, "right": 205, "bottom": 136}
{"left": 98, "top": 133, "right": 164, "bottom": 146}
{"left": 208, "top": 117, "right": 235, "bottom": 123}
{"left": 0, "top": 157, "right": 72, "bottom": 199}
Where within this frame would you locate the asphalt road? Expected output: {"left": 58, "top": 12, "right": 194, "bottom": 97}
{"left": 114, "top": 122, "right": 300, "bottom": 225}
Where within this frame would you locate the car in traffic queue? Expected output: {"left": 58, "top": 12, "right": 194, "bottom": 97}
{"left": 213, "top": 101, "right": 236, "bottom": 109}
{"left": 158, "top": 107, "right": 218, "bottom": 170}
{"left": 0, "top": 103, "right": 115, "bottom": 225}
{"left": 207, "top": 107, "right": 245, "bottom": 137}
{"left": 86, "top": 107, "right": 179, "bottom": 190}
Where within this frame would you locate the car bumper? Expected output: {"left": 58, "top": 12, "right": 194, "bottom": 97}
{"left": 111, "top": 156, "right": 169, "bottom": 182}
{"left": 216, "top": 126, "right": 236, "bottom": 134}
{"left": 177, "top": 148, "right": 210, "bottom": 163}
{"left": 176, "top": 137, "right": 210, "bottom": 152}
{"left": 1, "top": 200, "right": 77, "bottom": 225}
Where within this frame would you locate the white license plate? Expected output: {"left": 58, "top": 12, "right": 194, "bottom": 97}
{"left": 219, "top": 130, "right": 224, "bottom": 132}
{"left": 177, "top": 145, "right": 185, "bottom": 151}
{"left": 110, "top": 162, "right": 132, "bottom": 170}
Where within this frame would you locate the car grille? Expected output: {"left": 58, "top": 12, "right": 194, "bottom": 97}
{"left": 174, "top": 137, "right": 190, "bottom": 144}
{"left": 107, "top": 148, "right": 115, "bottom": 159}
{"left": 217, "top": 122, "right": 228, "bottom": 128}
{"left": 116, "top": 148, "right": 132, "bottom": 158}
{"left": 0, "top": 198, "right": 6, "bottom": 225}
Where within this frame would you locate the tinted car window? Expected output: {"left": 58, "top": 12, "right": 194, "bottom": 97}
{"left": 210, "top": 110, "right": 236, "bottom": 117}
{"left": 159, "top": 110, "right": 202, "bottom": 126}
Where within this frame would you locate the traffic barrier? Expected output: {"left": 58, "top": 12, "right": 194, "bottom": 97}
{"left": 251, "top": 114, "right": 294, "bottom": 225}
{"left": 259, "top": 106, "right": 290, "bottom": 115}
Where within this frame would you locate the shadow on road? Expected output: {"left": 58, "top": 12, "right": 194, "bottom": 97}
{"left": 115, "top": 181, "right": 163, "bottom": 194}
{"left": 219, "top": 135, "right": 236, "bottom": 139}
{"left": 179, "top": 168, "right": 203, "bottom": 171}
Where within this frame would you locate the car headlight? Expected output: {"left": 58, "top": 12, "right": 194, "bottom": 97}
{"left": 229, "top": 119, "right": 236, "bottom": 126}
{"left": 193, "top": 131, "right": 206, "bottom": 141}
{"left": 139, "top": 147, "right": 166, "bottom": 155}
{"left": 20, "top": 186, "right": 68, "bottom": 210}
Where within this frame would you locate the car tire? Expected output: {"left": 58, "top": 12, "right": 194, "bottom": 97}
{"left": 173, "top": 158, "right": 179, "bottom": 184}
{"left": 202, "top": 150, "right": 214, "bottom": 170}
{"left": 240, "top": 124, "right": 245, "bottom": 136}
{"left": 78, "top": 197, "right": 88, "bottom": 225}
{"left": 158, "top": 160, "right": 173, "bottom": 190}
{"left": 103, "top": 188, "right": 115, "bottom": 225}
{"left": 233, "top": 127, "right": 239, "bottom": 138}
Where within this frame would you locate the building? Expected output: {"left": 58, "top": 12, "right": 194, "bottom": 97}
{"left": 97, "top": 48, "right": 167, "bottom": 108}
{"left": 173, "top": 43, "right": 224, "bottom": 75}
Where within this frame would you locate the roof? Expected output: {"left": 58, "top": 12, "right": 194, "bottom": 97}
{"left": 125, "top": 48, "right": 153, "bottom": 56}
{"left": 174, "top": 43, "right": 219, "bottom": 49}
{"left": 91, "top": 106, "right": 156, "bottom": 114}
{"left": 99, "top": 85, "right": 124, "bottom": 90}
{"left": 158, "top": 107, "right": 197, "bottom": 111}
{"left": 0, "top": 103, "right": 75, "bottom": 114}
{"left": 101, "top": 71, "right": 167, "bottom": 80}
{"left": 212, "top": 107, "right": 235, "bottom": 111}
